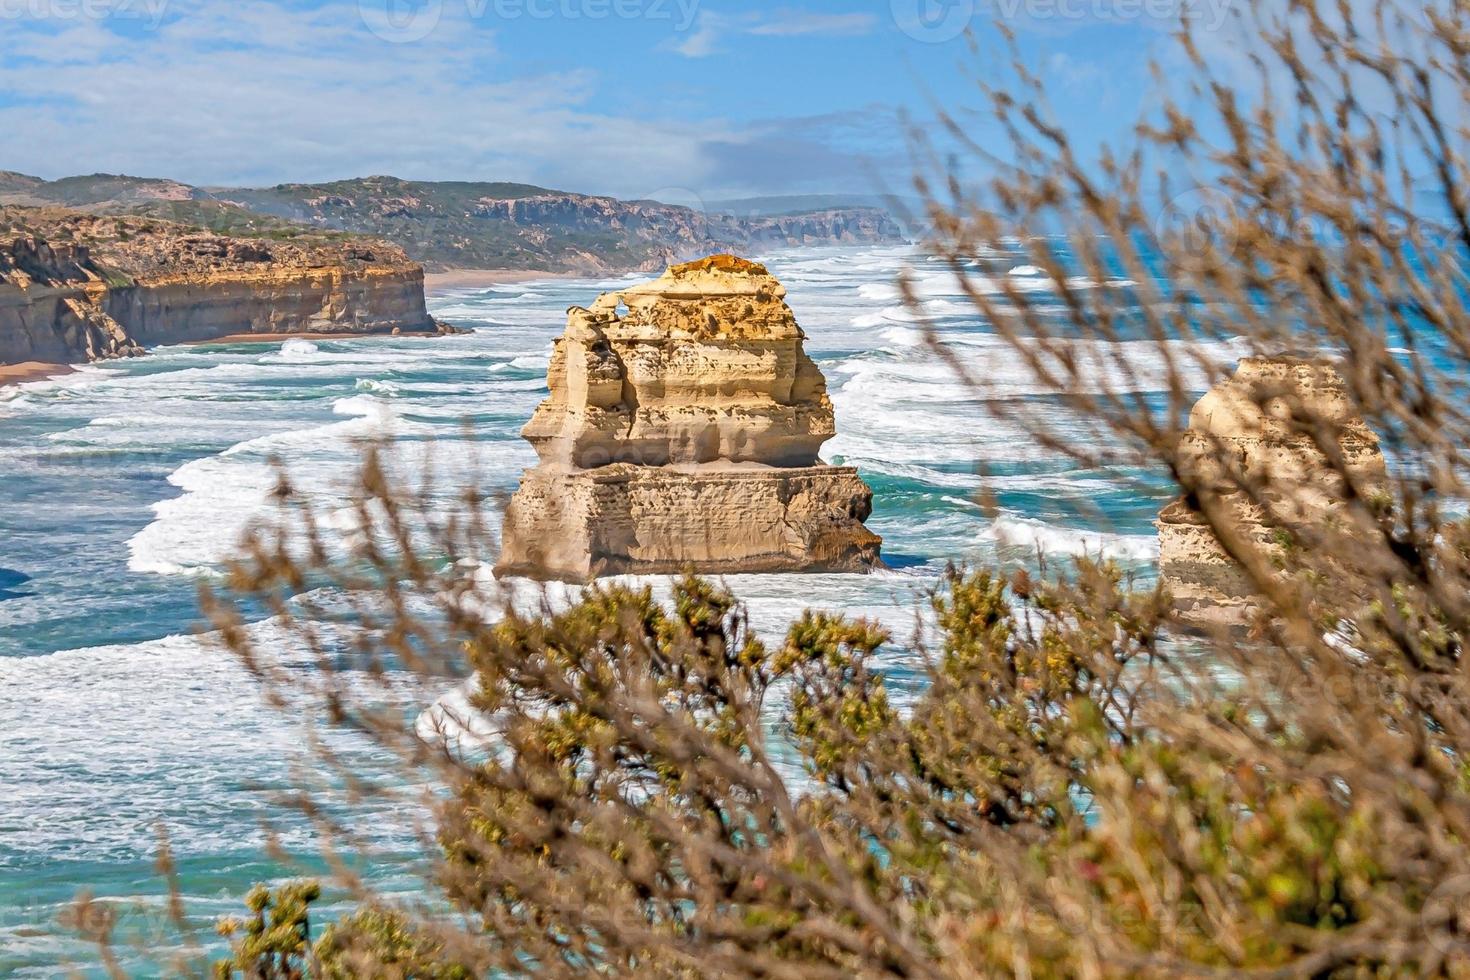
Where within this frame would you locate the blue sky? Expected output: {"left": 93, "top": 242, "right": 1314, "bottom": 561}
{"left": 0, "top": 0, "right": 1229, "bottom": 199}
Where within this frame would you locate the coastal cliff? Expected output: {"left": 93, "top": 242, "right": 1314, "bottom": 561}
{"left": 0, "top": 174, "right": 909, "bottom": 274}
{"left": 1157, "top": 355, "right": 1387, "bottom": 626}
{"left": 457, "top": 193, "right": 904, "bottom": 272}
{"left": 0, "top": 208, "right": 440, "bottom": 367}
{"left": 496, "top": 254, "right": 882, "bottom": 581}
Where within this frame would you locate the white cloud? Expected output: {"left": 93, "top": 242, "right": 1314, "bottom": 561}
{"left": 670, "top": 6, "right": 875, "bottom": 58}
{"left": 747, "top": 11, "right": 875, "bottom": 37}
{"left": 0, "top": 0, "right": 907, "bottom": 197}
{"left": 0, "top": 0, "right": 737, "bottom": 195}
{"left": 670, "top": 10, "right": 723, "bottom": 56}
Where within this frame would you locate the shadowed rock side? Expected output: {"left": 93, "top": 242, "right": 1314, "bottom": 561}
{"left": 1157, "top": 355, "right": 1387, "bottom": 627}
{"left": 0, "top": 208, "right": 443, "bottom": 367}
{"left": 496, "top": 254, "right": 882, "bottom": 582}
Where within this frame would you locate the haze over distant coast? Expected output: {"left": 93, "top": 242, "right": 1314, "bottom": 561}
{"left": 0, "top": 172, "right": 907, "bottom": 275}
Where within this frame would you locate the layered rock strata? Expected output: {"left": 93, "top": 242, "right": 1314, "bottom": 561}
{"left": 0, "top": 208, "right": 443, "bottom": 367}
{"left": 1157, "top": 355, "right": 1387, "bottom": 626}
{"left": 496, "top": 254, "right": 882, "bottom": 581}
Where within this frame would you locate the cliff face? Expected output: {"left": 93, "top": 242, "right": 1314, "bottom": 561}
{"left": 98, "top": 262, "right": 433, "bottom": 348}
{"left": 496, "top": 254, "right": 882, "bottom": 582}
{"left": 0, "top": 174, "right": 909, "bottom": 274}
{"left": 1157, "top": 356, "right": 1387, "bottom": 626}
{"left": 0, "top": 232, "right": 137, "bottom": 362}
{"left": 0, "top": 208, "right": 438, "bottom": 367}
{"left": 734, "top": 208, "right": 904, "bottom": 248}
{"left": 222, "top": 181, "right": 907, "bottom": 273}
{"left": 472, "top": 194, "right": 902, "bottom": 254}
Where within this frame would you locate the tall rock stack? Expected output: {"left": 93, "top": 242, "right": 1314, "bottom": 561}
{"left": 495, "top": 254, "right": 882, "bottom": 582}
{"left": 1157, "top": 355, "right": 1387, "bottom": 626}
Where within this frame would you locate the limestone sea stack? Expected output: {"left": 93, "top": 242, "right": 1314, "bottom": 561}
{"left": 495, "top": 254, "right": 882, "bottom": 582}
{"left": 1157, "top": 355, "right": 1387, "bottom": 626}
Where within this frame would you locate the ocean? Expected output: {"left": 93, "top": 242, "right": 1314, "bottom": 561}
{"left": 0, "top": 243, "right": 1244, "bottom": 975}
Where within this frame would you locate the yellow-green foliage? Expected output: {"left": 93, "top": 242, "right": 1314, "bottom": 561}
{"left": 214, "top": 881, "right": 319, "bottom": 980}
{"left": 202, "top": 0, "right": 1470, "bottom": 970}
{"left": 314, "top": 907, "right": 473, "bottom": 980}
{"left": 216, "top": 559, "right": 1458, "bottom": 977}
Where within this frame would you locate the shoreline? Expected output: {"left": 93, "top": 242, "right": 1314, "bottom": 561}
{"left": 424, "top": 268, "right": 586, "bottom": 291}
{"left": 1, "top": 266, "right": 617, "bottom": 389}
{"left": 1, "top": 329, "right": 459, "bottom": 389}
{"left": 0, "top": 361, "right": 76, "bottom": 390}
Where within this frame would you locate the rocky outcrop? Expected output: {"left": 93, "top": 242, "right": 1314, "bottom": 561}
{"left": 1157, "top": 355, "right": 1387, "bottom": 626}
{"left": 499, "top": 465, "right": 880, "bottom": 580}
{"left": 0, "top": 233, "right": 140, "bottom": 362}
{"left": 496, "top": 254, "right": 882, "bottom": 582}
{"left": 0, "top": 208, "right": 443, "bottom": 367}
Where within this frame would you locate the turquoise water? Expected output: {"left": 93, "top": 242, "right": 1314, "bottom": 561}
{"left": 0, "top": 243, "right": 1236, "bottom": 974}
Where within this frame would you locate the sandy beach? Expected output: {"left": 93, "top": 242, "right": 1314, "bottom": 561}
{"left": 0, "top": 361, "right": 75, "bottom": 389}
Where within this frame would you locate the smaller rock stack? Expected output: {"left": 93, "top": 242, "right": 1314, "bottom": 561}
{"left": 495, "top": 254, "right": 882, "bottom": 582}
{"left": 1157, "top": 355, "right": 1387, "bottom": 626}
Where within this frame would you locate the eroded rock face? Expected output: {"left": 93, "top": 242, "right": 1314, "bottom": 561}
{"left": 522, "top": 254, "right": 834, "bottom": 468}
{"left": 0, "top": 207, "right": 442, "bottom": 367}
{"left": 496, "top": 254, "right": 882, "bottom": 582}
{"left": 1157, "top": 355, "right": 1387, "bottom": 626}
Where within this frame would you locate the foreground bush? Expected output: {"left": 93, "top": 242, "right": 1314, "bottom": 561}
{"left": 200, "top": 528, "right": 1470, "bottom": 977}
{"left": 193, "top": 0, "right": 1470, "bottom": 976}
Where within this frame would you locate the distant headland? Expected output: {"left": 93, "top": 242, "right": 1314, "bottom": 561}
{"left": 0, "top": 207, "right": 449, "bottom": 376}
{"left": 0, "top": 173, "right": 907, "bottom": 276}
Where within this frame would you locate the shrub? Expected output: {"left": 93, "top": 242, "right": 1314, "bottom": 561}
{"left": 199, "top": 1, "right": 1470, "bottom": 976}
